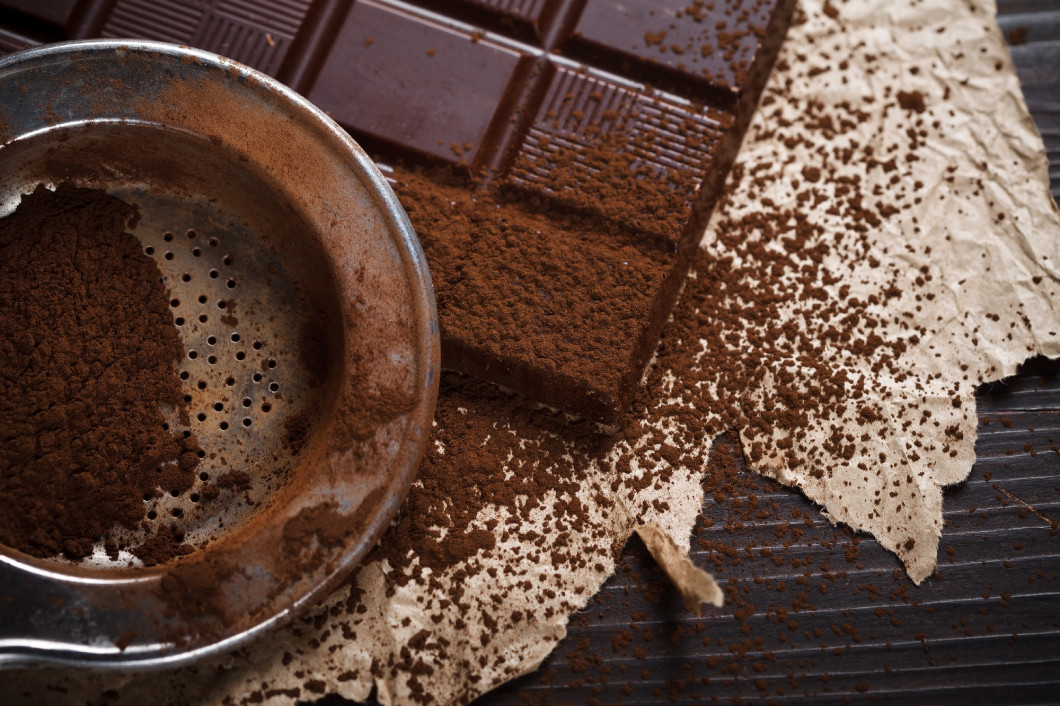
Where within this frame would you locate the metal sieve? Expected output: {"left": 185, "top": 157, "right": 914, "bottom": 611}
{"left": 0, "top": 41, "right": 439, "bottom": 668}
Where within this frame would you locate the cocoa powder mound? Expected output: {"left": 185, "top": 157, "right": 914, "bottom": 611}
{"left": 0, "top": 183, "right": 197, "bottom": 560}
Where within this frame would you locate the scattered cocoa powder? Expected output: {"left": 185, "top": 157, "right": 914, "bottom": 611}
{"left": 0, "top": 184, "right": 198, "bottom": 560}
{"left": 368, "top": 372, "right": 599, "bottom": 585}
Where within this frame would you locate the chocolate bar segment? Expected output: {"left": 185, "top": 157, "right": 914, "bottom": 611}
{"left": 101, "top": 0, "right": 318, "bottom": 76}
{"left": 307, "top": 1, "right": 532, "bottom": 171}
{"left": 506, "top": 65, "right": 730, "bottom": 243}
{"left": 567, "top": 0, "right": 788, "bottom": 98}
{"left": 0, "top": 0, "right": 111, "bottom": 48}
{"left": 2, "top": 0, "right": 81, "bottom": 32}
{"left": 0, "top": 0, "right": 795, "bottom": 425}
{"left": 309, "top": 0, "right": 793, "bottom": 424}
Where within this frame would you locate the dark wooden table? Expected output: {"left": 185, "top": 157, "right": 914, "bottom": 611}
{"left": 468, "top": 3, "right": 1060, "bottom": 704}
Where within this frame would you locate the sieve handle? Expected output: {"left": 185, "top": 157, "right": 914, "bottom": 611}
{"left": 0, "top": 554, "right": 173, "bottom": 669}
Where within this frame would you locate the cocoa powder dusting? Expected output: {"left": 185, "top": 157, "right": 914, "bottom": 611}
{"left": 395, "top": 165, "right": 673, "bottom": 420}
{"left": 132, "top": 524, "right": 193, "bottom": 567}
{"left": 368, "top": 373, "right": 597, "bottom": 583}
{"left": 159, "top": 553, "right": 245, "bottom": 636}
{"left": 0, "top": 184, "right": 198, "bottom": 560}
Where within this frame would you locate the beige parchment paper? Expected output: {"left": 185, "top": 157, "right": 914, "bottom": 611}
{"left": 4, "top": 0, "right": 1059, "bottom": 703}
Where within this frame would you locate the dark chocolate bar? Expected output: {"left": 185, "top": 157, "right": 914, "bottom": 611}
{"left": 0, "top": 0, "right": 795, "bottom": 425}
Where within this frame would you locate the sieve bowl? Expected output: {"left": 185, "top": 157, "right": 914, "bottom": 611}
{"left": 0, "top": 41, "right": 439, "bottom": 668}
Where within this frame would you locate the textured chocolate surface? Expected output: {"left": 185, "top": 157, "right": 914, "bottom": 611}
{"left": 0, "top": 0, "right": 794, "bottom": 424}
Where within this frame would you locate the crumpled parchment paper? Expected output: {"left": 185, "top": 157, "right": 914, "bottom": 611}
{"left": 4, "top": 0, "right": 1058, "bottom": 703}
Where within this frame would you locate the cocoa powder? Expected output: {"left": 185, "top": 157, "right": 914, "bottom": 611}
{"left": 394, "top": 164, "right": 674, "bottom": 423}
{"left": 0, "top": 183, "right": 198, "bottom": 561}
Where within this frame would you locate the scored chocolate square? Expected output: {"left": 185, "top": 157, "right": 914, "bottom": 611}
{"left": 0, "top": 0, "right": 796, "bottom": 426}
{"left": 101, "top": 0, "right": 316, "bottom": 76}
{"left": 308, "top": 1, "right": 534, "bottom": 170}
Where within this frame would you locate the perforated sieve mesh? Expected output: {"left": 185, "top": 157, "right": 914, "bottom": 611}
{"left": 78, "top": 188, "right": 329, "bottom": 568}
